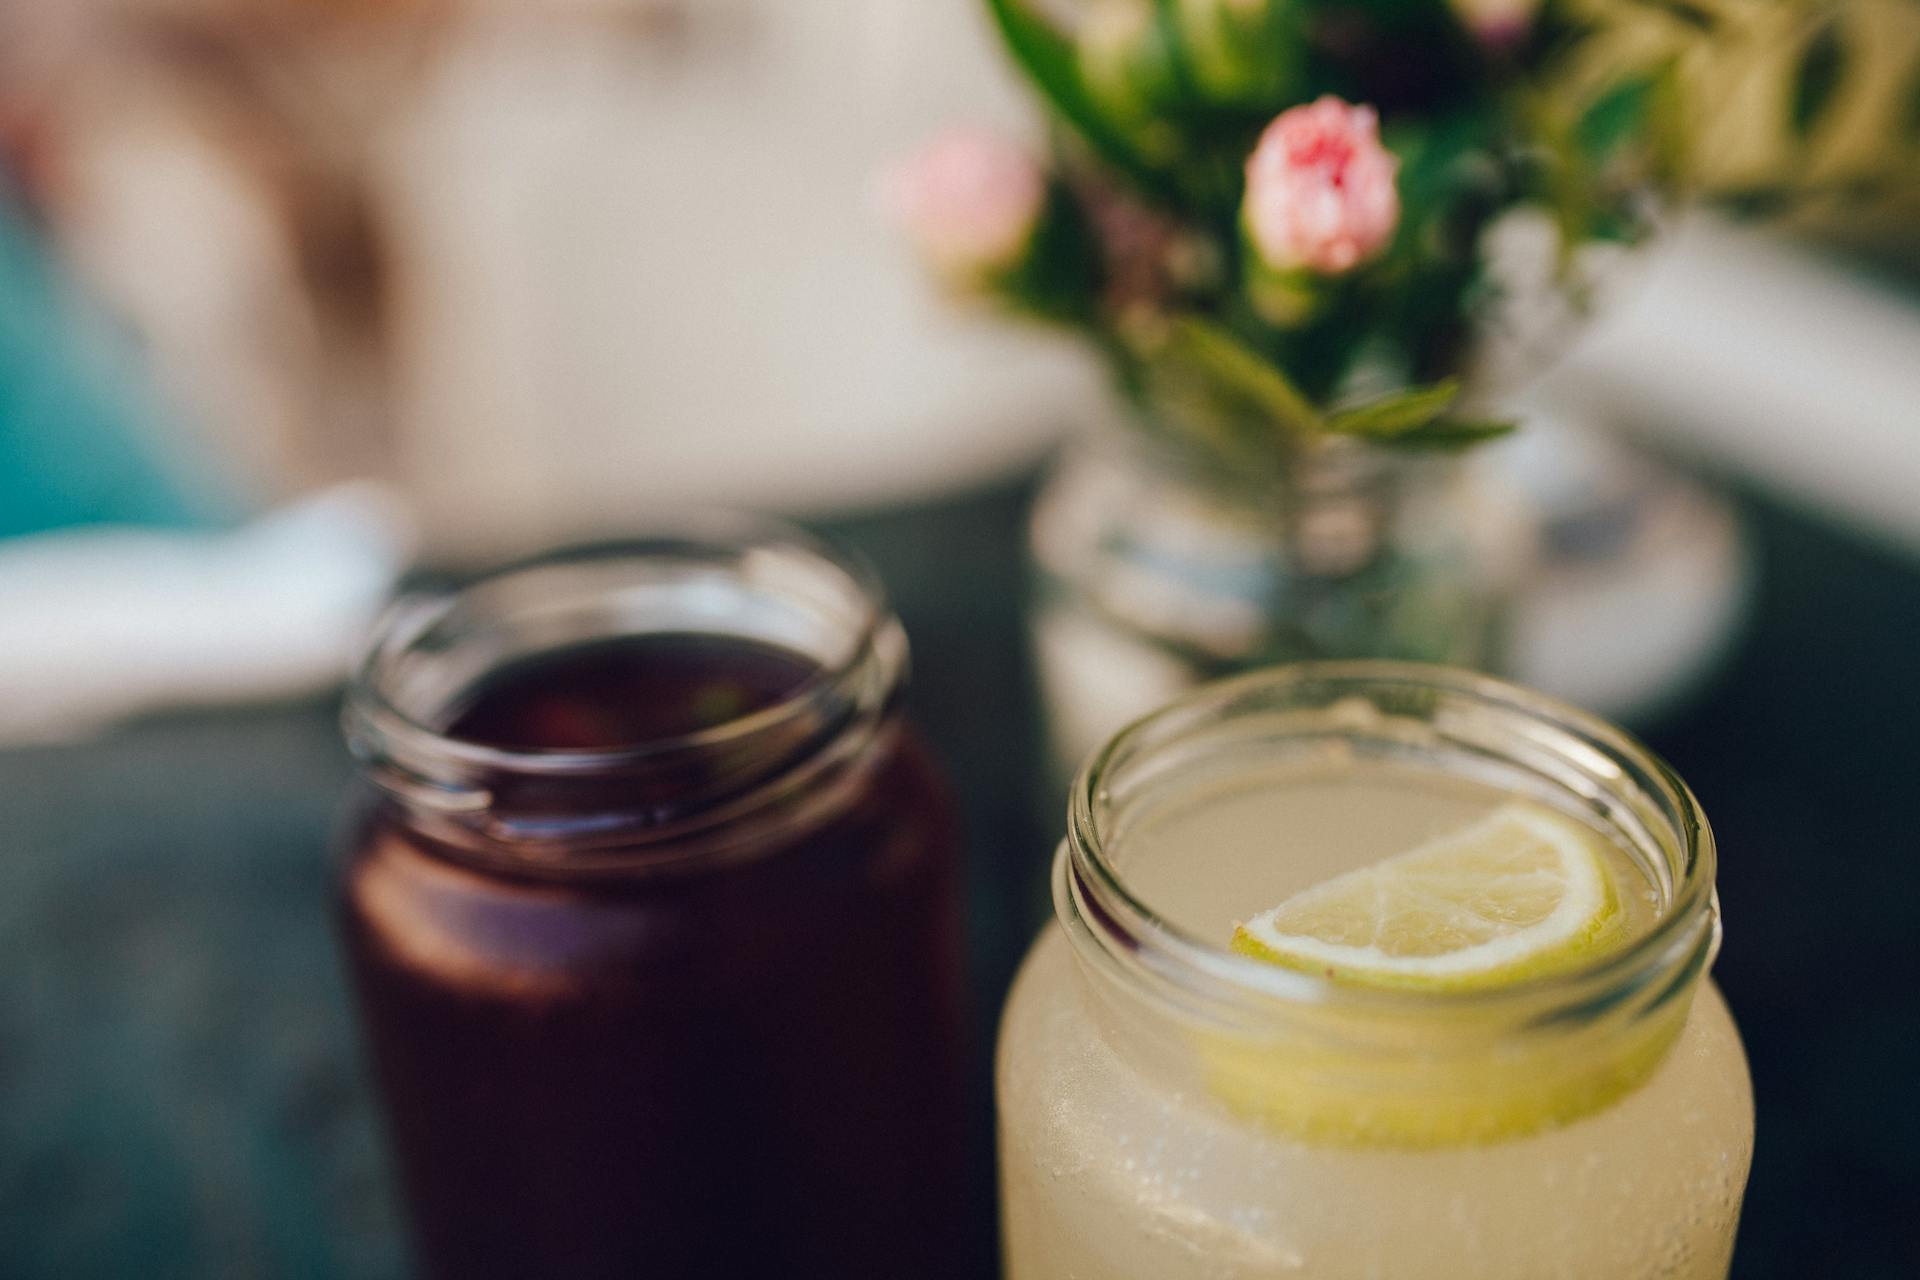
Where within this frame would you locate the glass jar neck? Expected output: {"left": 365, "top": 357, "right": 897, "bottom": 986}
{"left": 1104, "top": 401, "right": 1416, "bottom": 503}
{"left": 343, "top": 520, "right": 906, "bottom": 876}
{"left": 1055, "top": 661, "right": 1721, "bottom": 1145}
{"left": 1070, "top": 416, "right": 1468, "bottom": 587}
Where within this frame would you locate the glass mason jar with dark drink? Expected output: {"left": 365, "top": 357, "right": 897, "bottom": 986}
{"left": 336, "top": 521, "right": 970, "bottom": 1278}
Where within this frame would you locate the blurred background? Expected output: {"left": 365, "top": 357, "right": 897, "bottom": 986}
{"left": 2, "top": 0, "right": 1917, "bottom": 1276}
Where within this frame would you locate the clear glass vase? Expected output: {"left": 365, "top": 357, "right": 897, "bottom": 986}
{"left": 1030, "top": 421, "right": 1520, "bottom": 778}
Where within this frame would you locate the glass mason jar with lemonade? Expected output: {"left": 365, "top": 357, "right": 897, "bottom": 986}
{"left": 999, "top": 662, "right": 1753, "bottom": 1278}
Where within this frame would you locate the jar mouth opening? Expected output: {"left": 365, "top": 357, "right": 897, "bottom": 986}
{"left": 348, "top": 515, "right": 891, "bottom": 774}
{"left": 339, "top": 514, "right": 906, "bottom": 855}
{"left": 1063, "top": 661, "right": 1719, "bottom": 1022}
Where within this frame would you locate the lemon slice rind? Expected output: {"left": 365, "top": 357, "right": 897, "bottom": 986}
{"left": 1231, "top": 804, "right": 1624, "bottom": 992}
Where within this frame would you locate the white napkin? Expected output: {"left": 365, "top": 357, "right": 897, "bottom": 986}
{"left": 0, "top": 483, "right": 414, "bottom": 744}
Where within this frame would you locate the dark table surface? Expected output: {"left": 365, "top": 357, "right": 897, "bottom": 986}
{"left": 2, "top": 467, "right": 1916, "bottom": 1279}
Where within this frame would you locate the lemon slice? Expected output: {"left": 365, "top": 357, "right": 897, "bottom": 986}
{"left": 1199, "top": 802, "right": 1678, "bottom": 1147}
{"left": 1231, "top": 802, "right": 1625, "bottom": 991}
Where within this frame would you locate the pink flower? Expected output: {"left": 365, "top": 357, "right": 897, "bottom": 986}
{"left": 1242, "top": 96, "right": 1400, "bottom": 275}
{"left": 1449, "top": 0, "right": 1539, "bottom": 47}
{"left": 884, "top": 128, "right": 1047, "bottom": 279}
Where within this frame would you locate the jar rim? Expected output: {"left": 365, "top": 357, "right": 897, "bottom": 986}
{"left": 1061, "top": 661, "right": 1720, "bottom": 1026}
{"left": 346, "top": 514, "right": 893, "bottom": 778}
{"left": 341, "top": 515, "right": 908, "bottom": 865}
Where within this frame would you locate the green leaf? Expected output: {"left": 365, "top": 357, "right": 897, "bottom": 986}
{"left": 1646, "top": 54, "right": 1691, "bottom": 186}
{"left": 1620, "top": 0, "right": 1718, "bottom": 31}
{"left": 1902, "top": 58, "right": 1920, "bottom": 146}
{"left": 1327, "top": 380, "right": 1464, "bottom": 439}
{"left": 1003, "top": 183, "right": 1103, "bottom": 323}
{"left": 1576, "top": 71, "right": 1659, "bottom": 161}
{"left": 1714, "top": 185, "right": 1798, "bottom": 219}
{"left": 1712, "top": 175, "right": 1904, "bottom": 219}
{"left": 983, "top": 0, "right": 1164, "bottom": 194}
{"left": 1512, "top": 88, "right": 1600, "bottom": 269}
{"left": 1387, "top": 417, "right": 1519, "bottom": 450}
{"left": 1151, "top": 0, "right": 1200, "bottom": 104}
{"left": 1161, "top": 316, "right": 1326, "bottom": 439}
{"left": 1790, "top": 20, "right": 1847, "bottom": 140}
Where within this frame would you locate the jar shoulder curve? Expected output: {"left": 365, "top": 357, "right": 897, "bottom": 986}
{"left": 337, "top": 724, "right": 960, "bottom": 1001}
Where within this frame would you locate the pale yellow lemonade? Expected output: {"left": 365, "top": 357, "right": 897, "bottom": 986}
{"left": 998, "top": 665, "right": 1754, "bottom": 1279}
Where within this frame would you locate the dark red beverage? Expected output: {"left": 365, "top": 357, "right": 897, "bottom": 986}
{"left": 336, "top": 530, "right": 970, "bottom": 1279}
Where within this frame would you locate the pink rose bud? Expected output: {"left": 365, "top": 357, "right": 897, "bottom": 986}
{"left": 885, "top": 128, "right": 1047, "bottom": 280}
{"left": 1242, "top": 96, "right": 1400, "bottom": 275}
{"left": 1449, "top": 0, "right": 1539, "bottom": 47}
